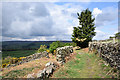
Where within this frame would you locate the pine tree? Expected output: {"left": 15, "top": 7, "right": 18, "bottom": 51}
{"left": 71, "top": 8, "right": 96, "bottom": 48}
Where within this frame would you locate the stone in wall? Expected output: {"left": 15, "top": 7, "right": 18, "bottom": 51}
{"left": 56, "top": 46, "right": 73, "bottom": 65}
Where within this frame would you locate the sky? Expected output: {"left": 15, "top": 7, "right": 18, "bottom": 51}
{"left": 1, "top": 1, "right": 119, "bottom": 41}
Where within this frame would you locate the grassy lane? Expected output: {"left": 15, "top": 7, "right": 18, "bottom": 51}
{"left": 52, "top": 49, "right": 115, "bottom": 78}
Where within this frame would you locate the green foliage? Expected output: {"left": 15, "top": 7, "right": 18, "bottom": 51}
{"left": 115, "top": 32, "right": 120, "bottom": 39}
{"left": 109, "top": 36, "right": 115, "bottom": 39}
{"left": 37, "top": 45, "right": 47, "bottom": 53}
{"left": 49, "top": 41, "right": 75, "bottom": 53}
{"left": 71, "top": 8, "right": 96, "bottom": 48}
{"left": 2, "top": 56, "right": 12, "bottom": 64}
{"left": 49, "top": 41, "right": 63, "bottom": 53}
{"left": 64, "top": 42, "right": 76, "bottom": 47}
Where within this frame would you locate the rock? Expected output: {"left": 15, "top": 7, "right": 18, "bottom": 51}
{"left": 27, "top": 74, "right": 34, "bottom": 78}
{"left": 6, "top": 64, "right": 10, "bottom": 68}
{"left": 57, "top": 55, "right": 62, "bottom": 57}
{"left": 11, "top": 64, "right": 16, "bottom": 67}
{"left": 42, "top": 68, "right": 46, "bottom": 75}
{"left": 36, "top": 62, "right": 58, "bottom": 78}
{"left": 37, "top": 70, "right": 44, "bottom": 78}
{"left": 46, "top": 55, "right": 50, "bottom": 58}
{"left": 19, "top": 61, "right": 22, "bottom": 64}
{"left": 45, "top": 66, "right": 53, "bottom": 78}
{"left": 51, "top": 62, "right": 54, "bottom": 65}
{"left": 45, "top": 62, "right": 51, "bottom": 67}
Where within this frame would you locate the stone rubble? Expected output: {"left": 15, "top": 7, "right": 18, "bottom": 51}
{"left": 36, "top": 62, "right": 58, "bottom": 78}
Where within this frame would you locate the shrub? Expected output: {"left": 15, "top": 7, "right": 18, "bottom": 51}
{"left": 46, "top": 49, "right": 50, "bottom": 53}
{"left": 49, "top": 41, "right": 76, "bottom": 54}
{"left": 2, "top": 56, "right": 26, "bottom": 68}
{"left": 2, "top": 63, "right": 8, "bottom": 68}
{"left": 9, "top": 57, "right": 19, "bottom": 64}
{"left": 53, "top": 50, "right": 56, "bottom": 55}
{"left": 2, "top": 56, "right": 12, "bottom": 64}
{"left": 19, "top": 57, "right": 26, "bottom": 61}
{"left": 49, "top": 41, "right": 63, "bottom": 53}
{"left": 64, "top": 42, "right": 76, "bottom": 47}
{"left": 37, "top": 45, "right": 47, "bottom": 53}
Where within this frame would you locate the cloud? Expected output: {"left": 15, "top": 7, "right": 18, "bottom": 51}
{"left": 2, "top": 2, "right": 83, "bottom": 41}
{"left": 2, "top": 36, "right": 47, "bottom": 41}
{"left": 31, "top": 3, "right": 50, "bottom": 17}
{"left": 2, "top": 0, "right": 119, "bottom": 2}
{"left": 2, "top": 2, "right": 54, "bottom": 39}
{"left": 2, "top": 2, "right": 118, "bottom": 41}
{"left": 92, "top": 8, "right": 102, "bottom": 17}
{"left": 93, "top": 30, "right": 110, "bottom": 40}
{"left": 95, "top": 7, "right": 118, "bottom": 27}
{"left": 45, "top": 3, "right": 82, "bottom": 36}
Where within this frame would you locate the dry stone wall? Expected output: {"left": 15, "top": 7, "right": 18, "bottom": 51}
{"left": 6, "top": 51, "right": 49, "bottom": 68}
{"left": 56, "top": 46, "right": 73, "bottom": 65}
{"left": 89, "top": 42, "right": 120, "bottom": 70}
{"left": 6, "top": 46, "right": 73, "bottom": 68}
{"left": 21, "top": 51, "right": 48, "bottom": 62}
{"left": 27, "top": 46, "right": 73, "bottom": 78}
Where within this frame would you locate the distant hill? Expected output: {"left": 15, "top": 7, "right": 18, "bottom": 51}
{"left": 2, "top": 41, "right": 72, "bottom": 51}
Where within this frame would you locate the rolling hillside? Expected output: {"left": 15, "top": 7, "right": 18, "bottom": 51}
{"left": 2, "top": 41, "right": 72, "bottom": 51}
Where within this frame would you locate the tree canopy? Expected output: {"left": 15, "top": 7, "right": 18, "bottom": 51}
{"left": 115, "top": 32, "right": 120, "bottom": 39}
{"left": 71, "top": 8, "right": 96, "bottom": 48}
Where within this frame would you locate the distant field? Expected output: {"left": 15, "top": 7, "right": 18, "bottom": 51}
{"left": 2, "top": 41, "right": 72, "bottom": 58}
{"left": 98, "top": 38, "right": 119, "bottom": 43}
{"left": 2, "top": 50, "right": 36, "bottom": 58}
{"left": 2, "top": 41, "right": 72, "bottom": 51}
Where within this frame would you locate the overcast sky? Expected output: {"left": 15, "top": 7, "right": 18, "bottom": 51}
{"left": 1, "top": 1, "right": 118, "bottom": 41}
